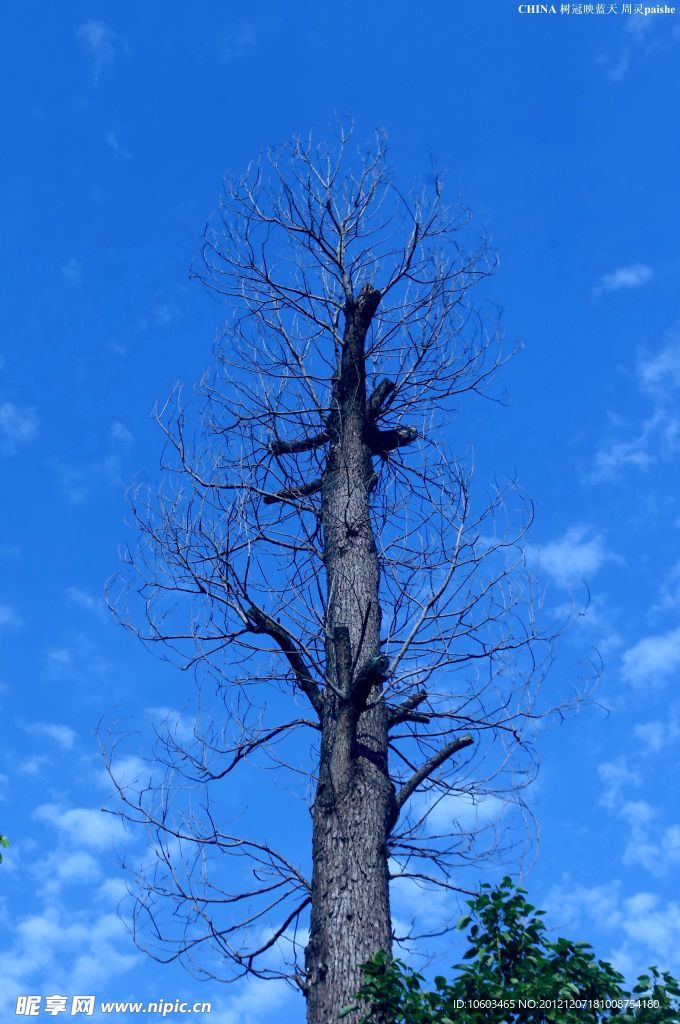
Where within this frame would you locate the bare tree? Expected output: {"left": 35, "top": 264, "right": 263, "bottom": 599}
{"left": 107, "top": 128, "right": 572, "bottom": 1024}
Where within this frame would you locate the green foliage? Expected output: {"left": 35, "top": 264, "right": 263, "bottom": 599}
{"left": 0, "top": 833, "right": 8, "bottom": 864}
{"left": 345, "top": 878, "right": 680, "bottom": 1024}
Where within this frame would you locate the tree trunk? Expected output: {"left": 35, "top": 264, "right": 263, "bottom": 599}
{"left": 305, "top": 286, "right": 395, "bottom": 1024}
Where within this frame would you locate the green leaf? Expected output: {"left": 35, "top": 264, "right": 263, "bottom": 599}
{"left": 354, "top": 881, "right": 680, "bottom": 1024}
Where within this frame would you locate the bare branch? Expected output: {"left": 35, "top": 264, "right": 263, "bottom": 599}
{"left": 394, "top": 734, "right": 475, "bottom": 814}
{"left": 387, "top": 690, "right": 430, "bottom": 729}
{"left": 246, "top": 603, "right": 323, "bottom": 715}
{"left": 262, "top": 478, "right": 323, "bottom": 506}
{"left": 268, "top": 432, "right": 329, "bottom": 456}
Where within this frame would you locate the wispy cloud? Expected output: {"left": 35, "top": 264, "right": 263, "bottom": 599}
{"left": 0, "top": 402, "right": 38, "bottom": 454}
{"left": 66, "top": 586, "right": 106, "bottom": 620}
{"left": 222, "top": 23, "right": 257, "bottom": 62}
{"left": 78, "top": 21, "right": 117, "bottom": 83}
{"left": 650, "top": 560, "right": 680, "bottom": 616}
{"left": 527, "top": 527, "right": 615, "bottom": 589}
{"left": 389, "top": 859, "right": 451, "bottom": 933}
{"left": 50, "top": 420, "right": 133, "bottom": 503}
{"left": 17, "top": 754, "right": 51, "bottom": 777}
{"left": 33, "top": 804, "right": 128, "bottom": 851}
{"left": 546, "top": 879, "right": 680, "bottom": 977}
{"left": 599, "top": 15, "right": 672, "bottom": 83}
{"left": 153, "top": 301, "right": 179, "bottom": 327}
{"left": 418, "top": 791, "right": 507, "bottom": 834}
{"left": 621, "top": 802, "right": 680, "bottom": 877}
{"left": 104, "top": 131, "right": 131, "bottom": 159}
{"left": 0, "top": 604, "right": 22, "bottom": 629}
{"left": 638, "top": 331, "right": 680, "bottom": 394}
{"left": 60, "top": 258, "right": 83, "bottom": 287}
{"left": 598, "top": 756, "right": 641, "bottom": 810}
{"left": 634, "top": 707, "right": 680, "bottom": 754}
{"left": 212, "top": 977, "right": 296, "bottom": 1024}
{"left": 44, "top": 632, "right": 109, "bottom": 681}
{"left": 0, "top": 887, "right": 138, "bottom": 1015}
{"left": 589, "top": 328, "right": 680, "bottom": 482}
{"left": 593, "top": 263, "right": 652, "bottom": 296}
{"left": 109, "top": 421, "right": 133, "bottom": 445}
{"left": 590, "top": 408, "right": 680, "bottom": 481}
{"left": 147, "top": 706, "right": 197, "bottom": 746}
{"left": 621, "top": 626, "right": 680, "bottom": 689}
{"left": 26, "top": 721, "right": 77, "bottom": 751}
{"left": 552, "top": 596, "right": 623, "bottom": 658}
{"left": 135, "top": 300, "right": 180, "bottom": 332}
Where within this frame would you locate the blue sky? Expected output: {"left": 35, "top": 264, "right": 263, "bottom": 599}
{"left": 2, "top": 2, "right": 680, "bottom": 1021}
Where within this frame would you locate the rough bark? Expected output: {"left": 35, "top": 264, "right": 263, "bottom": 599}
{"left": 305, "top": 285, "right": 395, "bottom": 1024}
{"left": 107, "top": 136, "right": 561, "bottom": 1018}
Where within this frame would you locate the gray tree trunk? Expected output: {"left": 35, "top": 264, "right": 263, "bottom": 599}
{"left": 305, "top": 285, "right": 395, "bottom": 1024}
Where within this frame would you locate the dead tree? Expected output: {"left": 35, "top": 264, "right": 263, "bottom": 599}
{"left": 107, "top": 129, "right": 571, "bottom": 1024}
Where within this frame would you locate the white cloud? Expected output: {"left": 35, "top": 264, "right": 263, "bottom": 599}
{"left": 50, "top": 420, "right": 132, "bottom": 503}
{"left": 18, "top": 754, "right": 51, "bottom": 777}
{"left": 634, "top": 709, "right": 680, "bottom": 754}
{"left": 60, "top": 258, "right": 83, "bottom": 287}
{"left": 590, "top": 329, "right": 680, "bottom": 482}
{"left": 37, "top": 849, "right": 102, "bottom": 895}
{"left": 104, "top": 131, "right": 131, "bottom": 159}
{"left": 594, "top": 263, "right": 653, "bottom": 295}
{"left": 78, "top": 21, "right": 117, "bottom": 83}
{"left": 546, "top": 879, "right": 680, "bottom": 977}
{"left": 638, "top": 331, "right": 680, "bottom": 395}
{"left": 598, "top": 757, "right": 641, "bottom": 810}
{"left": 33, "top": 804, "right": 128, "bottom": 851}
{"left": 623, "top": 808, "right": 680, "bottom": 877}
{"left": 389, "top": 860, "right": 451, "bottom": 929}
{"left": 0, "top": 604, "right": 22, "bottom": 629}
{"left": 604, "top": 48, "right": 632, "bottom": 82}
{"left": 26, "top": 721, "right": 77, "bottom": 750}
{"left": 0, "top": 800, "right": 138, "bottom": 1018}
{"left": 45, "top": 633, "right": 109, "bottom": 680}
{"left": 553, "top": 596, "right": 623, "bottom": 657}
{"left": 598, "top": 752, "right": 680, "bottom": 879}
{"left": 0, "top": 402, "right": 38, "bottom": 454}
{"left": 421, "top": 791, "right": 507, "bottom": 834}
{"left": 621, "top": 626, "right": 680, "bottom": 688}
{"left": 134, "top": 301, "right": 180, "bottom": 333}
{"left": 598, "top": 5, "right": 672, "bottom": 82}
{"left": 147, "top": 706, "right": 197, "bottom": 746}
{"left": 527, "top": 527, "right": 615, "bottom": 588}
{"left": 154, "top": 301, "right": 179, "bottom": 327}
{"left": 0, "top": 902, "right": 138, "bottom": 1016}
{"left": 109, "top": 421, "right": 133, "bottom": 445}
{"left": 66, "top": 586, "right": 106, "bottom": 620}
{"left": 46, "top": 645, "right": 73, "bottom": 671}
{"left": 652, "top": 560, "right": 680, "bottom": 615}
{"left": 591, "top": 409, "right": 680, "bottom": 481}
{"left": 103, "top": 754, "right": 151, "bottom": 793}
{"left": 222, "top": 23, "right": 257, "bottom": 62}
{"left": 211, "top": 977, "right": 296, "bottom": 1024}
